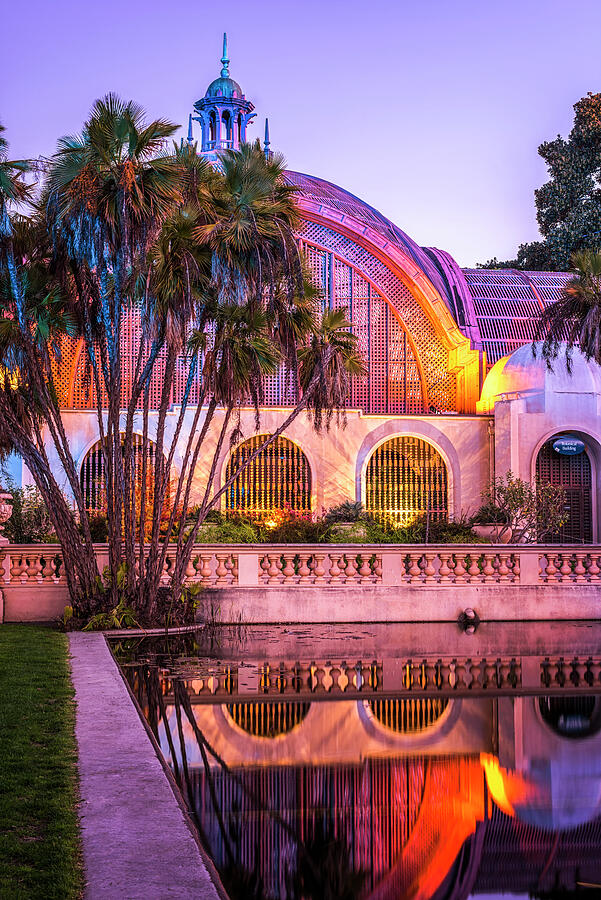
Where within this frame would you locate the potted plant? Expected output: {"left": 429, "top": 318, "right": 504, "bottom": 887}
{"left": 471, "top": 472, "right": 567, "bottom": 544}
{"left": 470, "top": 502, "right": 512, "bottom": 543}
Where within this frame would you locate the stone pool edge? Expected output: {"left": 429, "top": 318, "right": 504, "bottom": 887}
{"left": 69, "top": 632, "right": 227, "bottom": 900}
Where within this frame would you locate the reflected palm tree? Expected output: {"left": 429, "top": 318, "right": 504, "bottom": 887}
{"left": 156, "top": 672, "right": 367, "bottom": 899}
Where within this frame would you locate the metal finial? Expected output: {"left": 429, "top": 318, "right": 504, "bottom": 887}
{"left": 264, "top": 118, "right": 270, "bottom": 151}
{"left": 220, "top": 32, "right": 229, "bottom": 78}
{"left": 187, "top": 114, "right": 193, "bottom": 144}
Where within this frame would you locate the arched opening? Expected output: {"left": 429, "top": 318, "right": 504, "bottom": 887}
{"left": 80, "top": 433, "right": 170, "bottom": 527}
{"left": 538, "top": 696, "right": 601, "bottom": 739}
{"left": 209, "top": 111, "right": 216, "bottom": 144}
{"left": 365, "top": 436, "right": 448, "bottom": 526}
{"left": 368, "top": 698, "right": 449, "bottom": 733}
{"left": 536, "top": 434, "right": 593, "bottom": 542}
{"left": 225, "top": 435, "right": 311, "bottom": 519}
{"left": 226, "top": 701, "right": 310, "bottom": 737}
{"left": 237, "top": 113, "right": 242, "bottom": 143}
{"left": 221, "top": 111, "right": 231, "bottom": 146}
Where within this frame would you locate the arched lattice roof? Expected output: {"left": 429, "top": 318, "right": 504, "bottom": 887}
{"left": 287, "top": 170, "right": 572, "bottom": 378}
{"left": 285, "top": 171, "right": 457, "bottom": 313}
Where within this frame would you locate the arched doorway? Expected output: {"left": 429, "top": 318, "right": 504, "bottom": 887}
{"left": 80, "top": 433, "right": 168, "bottom": 523}
{"left": 225, "top": 435, "right": 311, "bottom": 519}
{"left": 365, "top": 436, "right": 448, "bottom": 526}
{"left": 536, "top": 435, "right": 593, "bottom": 543}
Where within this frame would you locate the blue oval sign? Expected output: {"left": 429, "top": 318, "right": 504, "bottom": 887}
{"left": 553, "top": 435, "right": 585, "bottom": 456}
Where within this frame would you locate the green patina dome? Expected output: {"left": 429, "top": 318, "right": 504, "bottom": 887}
{"left": 205, "top": 75, "right": 243, "bottom": 100}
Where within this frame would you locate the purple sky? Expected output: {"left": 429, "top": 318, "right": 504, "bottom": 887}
{"left": 3, "top": 0, "right": 601, "bottom": 265}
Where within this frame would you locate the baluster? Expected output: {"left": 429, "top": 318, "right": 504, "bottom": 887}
{"left": 298, "top": 554, "right": 311, "bottom": 583}
{"left": 328, "top": 554, "right": 342, "bottom": 582}
{"left": 282, "top": 555, "right": 295, "bottom": 583}
{"left": 26, "top": 555, "right": 42, "bottom": 581}
{"left": 200, "top": 555, "right": 213, "bottom": 584}
{"left": 408, "top": 553, "right": 422, "bottom": 583}
{"left": 483, "top": 554, "right": 496, "bottom": 582}
{"left": 55, "top": 554, "right": 68, "bottom": 584}
{"left": 498, "top": 553, "right": 510, "bottom": 581}
{"left": 467, "top": 555, "right": 481, "bottom": 582}
{"left": 358, "top": 555, "right": 373, "bottom": 583}
{"left": 230, "top": 555, "right": 239, "bottom": 583}
{"left": 453, "top": 554, "right": 467, "bottom": 583}
{"left": 574, "top": 553, "right": 587, "bottom": 583}
{"left": 224, "top": 556, "right": 235, "bottom": 584}
{"left": 372, "top": 556, "right": 383, "bottom": 581}
{"left": 423, "top": 553, "right": 436, "bottom": 584}
{"left": 259, "top": 554, "right": 270, "bottom": 583}
{"left": 312, "top": 554, "right": 326, "bottom": 581}
{"left": 544, "top": 553, "right": 558, "bottom": 582}
{"left": 438, "top": 553, "right": 451, "bottom": 583}
{"left": 185, "top": 556, "right": 196, "bottom": 580}
{"left": 344, "top": 555, "right": 358, "bottom": 581}
{"left": 215, "top": 554, "right": 229, "bottom": 584}
{"left": 9, "top": 553, "right": 23, "bottom": 582}
{"left": 511, "top": 553, "right": 521, "bottom": 582}
{"left": 559, "top": 553, "right": 573, "bottom": 582}
{"left": 267, "top": 555, "right": 281, "bottom": 584}
{"left": 41, "top": 555, "right": 55, "bottom": 582}
{"left": 587, "top": 553, "right": 601, "bottom": 581}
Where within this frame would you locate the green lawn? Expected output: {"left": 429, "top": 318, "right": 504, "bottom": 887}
{"left": 0, "top": 626, "right": 83, "bottom": 899}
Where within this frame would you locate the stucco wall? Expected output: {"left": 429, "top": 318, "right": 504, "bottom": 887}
{"left": 30, "top": 408, "right": 492, "bottom": 519}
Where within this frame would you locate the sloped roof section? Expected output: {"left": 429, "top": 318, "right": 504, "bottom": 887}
{"left": 462, "top": 269, "right": 571, "bottom": 364}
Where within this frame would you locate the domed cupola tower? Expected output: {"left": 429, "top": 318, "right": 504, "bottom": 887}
{"left": 191, "top": 33, "right": 255, "bottom": 157}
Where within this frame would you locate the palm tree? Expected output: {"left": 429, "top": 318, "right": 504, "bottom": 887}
{"left": 534, "top": 249, "right": 601, "bottom": 366}
{"left": 0, "top": 100, "right": 366, "bottom": 621}
{"left": 44, "top": 94, "right": 183, "bottom": 601}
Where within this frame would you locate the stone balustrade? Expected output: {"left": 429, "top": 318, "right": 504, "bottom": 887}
{"left": 4, "top": 543, "right": 601, "bottom": 589}
{"left": 2, "top": 542, "right": 601, "bottom": 622}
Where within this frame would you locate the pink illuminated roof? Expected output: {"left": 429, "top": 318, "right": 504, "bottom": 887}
{"left": 286, "top": 171, "right": 571, "bottom": 368}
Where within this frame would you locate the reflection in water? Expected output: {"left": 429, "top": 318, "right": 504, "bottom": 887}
{"left": 114, "top": 629, "right": 601, "bottom": 899}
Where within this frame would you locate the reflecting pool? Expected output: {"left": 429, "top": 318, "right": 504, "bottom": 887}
{"left": 112, "top": 623, "right": 601, "bottom": 898}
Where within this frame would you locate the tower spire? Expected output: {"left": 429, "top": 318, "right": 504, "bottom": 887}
{"left": 187, "top": 113, "right": 193, "bottom": 144}
{"left": 220, "top": 32, "right": 229, "bottom": 78}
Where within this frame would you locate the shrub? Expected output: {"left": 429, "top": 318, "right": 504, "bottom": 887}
{"left": 471, "top": 503, "right": 510, "bottom": 525}
{"left": 256, "top": 507, "right": 329, "bottom": 543}
{"left": 3, "top": 483, "right": 57, "bottom": 543}
{"left": 88, "top": 514, "right": 108, "bottom": 542}
{"left": 324, "top": 500, "right": 365, "bottom": 524}
{"left": 477, "top": 471, "right": 567, "bottom": 543}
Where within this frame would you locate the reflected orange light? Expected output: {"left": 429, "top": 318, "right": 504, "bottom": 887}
{"left": 480, "top": 753, "right": 532, "bottom": 816}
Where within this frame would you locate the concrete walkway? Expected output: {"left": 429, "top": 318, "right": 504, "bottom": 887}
{"left": 69, "top": 632, "right": 224, "bottom": 899}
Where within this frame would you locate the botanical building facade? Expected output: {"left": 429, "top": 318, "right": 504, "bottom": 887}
{"left": 16, "top": 43, "right": 601, "bottom": 543}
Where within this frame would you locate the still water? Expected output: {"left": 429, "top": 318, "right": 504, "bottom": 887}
{"left": 112, "top": 622, "right": 601, "bottom": 899}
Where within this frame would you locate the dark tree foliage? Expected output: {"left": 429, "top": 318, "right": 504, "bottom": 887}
{"left": 479, "top": 92, "right": 601, "bottom": 271}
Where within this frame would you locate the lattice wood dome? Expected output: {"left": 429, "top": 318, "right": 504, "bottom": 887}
{"left": 55, "top": 170, "right": 570, "bottom": 413}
